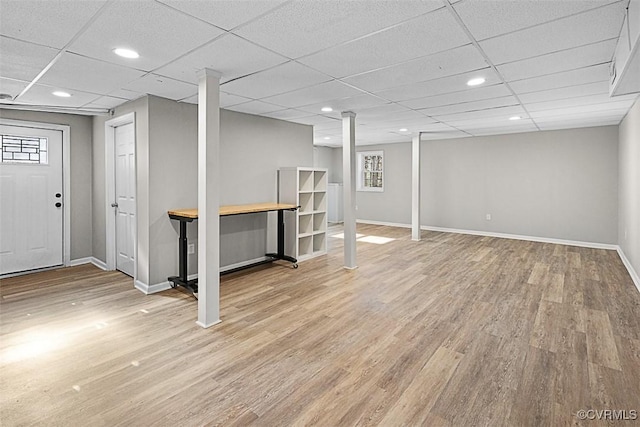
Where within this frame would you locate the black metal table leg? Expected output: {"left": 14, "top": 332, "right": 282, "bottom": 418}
{"left": 168, "top": 216, "right": 198, "bottom": 297}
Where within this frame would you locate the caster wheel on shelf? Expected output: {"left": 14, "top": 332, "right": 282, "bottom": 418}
{"left": 293, "top": 264, "right": 298, "bottom": 269}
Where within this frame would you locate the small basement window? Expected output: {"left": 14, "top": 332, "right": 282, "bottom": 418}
{"left": 357, "top": 150, "right": 383, "bottom": 192}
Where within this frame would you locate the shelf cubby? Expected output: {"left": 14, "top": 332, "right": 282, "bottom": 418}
{"left": 313, "top": 212, "right": 326, "bottom": 232}
{"left": 299, "top": 235, "right": 313, "bottom": 257}
{"left": 313, "top": 191, "right": 326, "bottom": 212}
{"left": 299, "top": 170, "right": 313, "bottom": 192}
{"left": 299, "top": 213, "right": 313, "bottom": 235}
{"left": 299, "top": 192, "right": 312, "bottom": 213}
{"left": 314, "top": 170, "right": 327, "bottom": 192}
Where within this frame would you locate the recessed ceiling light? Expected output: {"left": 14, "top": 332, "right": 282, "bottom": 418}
{"left": 509, "top": 116, "right": 522, "bottom": 121}
{"left": 399, "top": 128, "right": 408, "bottom": 132}
{"left": 113, "top": 48, "right": 139, "bottom": 59}
{"left": 467, "top": 77, "right": 486, "bottom": 86}
{"left": 324, "top": 137, "right": 330, "bottom": 140}
{"left": 321, "top": 107, "right": 333, "bottom": 112}
{"left": 52, "top": 91, "right": 71, "bottom": 97}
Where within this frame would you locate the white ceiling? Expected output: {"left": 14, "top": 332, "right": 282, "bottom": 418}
{"left": 0, "top": 0, "right": 637, "bottom": 147}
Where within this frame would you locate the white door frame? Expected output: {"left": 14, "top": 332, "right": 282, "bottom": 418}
{"left": 105, "top": 112, "right": 136, "bottom": 277}
{"left": 0, "top": 118, "right": 71, "bottom": 267}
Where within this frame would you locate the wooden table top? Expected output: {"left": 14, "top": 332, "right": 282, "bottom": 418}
{"left": 168, "top": 202, "right": 298, "bottom": 219}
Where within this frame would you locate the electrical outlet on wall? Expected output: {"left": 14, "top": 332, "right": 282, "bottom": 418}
{"left": 188, "top": 243, "right": 195, "bottom": 254}
{"left": 486, "top": 214, "right": 492, "bottom": 221}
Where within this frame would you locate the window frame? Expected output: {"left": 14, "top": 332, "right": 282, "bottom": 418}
{"left": 357, "top": 150, "right": 384, "bottom": 192}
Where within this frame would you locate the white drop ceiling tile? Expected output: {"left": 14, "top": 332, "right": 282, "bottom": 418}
{"left": 454, "top": 0, "right": 618, "bottom": 41}
{"left": 154, "top": 34, "right": 288, "bottom": 85}
{"left": 419, "top": 95, "right": 520, "bottom": 116}
{"left": 221, "top": 92, "right": 254, "bottom": 107}
{"left": 342, "top": 44, "right": 487, "bottom": 93}
{"left": 38, "top": 53, "right": 146, "bottom": 94}
{"left": 355, "top": 103, "right": 414, "bottom": 121}
{"left": 464, "top": 123, "right": 539, "bottom": 136}
{"left": 0, "top": 37, "right": 60, "bottom": 82}
{"left": 261, "top": 81, "right": 364, "bottom": 109}
{"left": 16, "top": 83, "right": 99, "bottom": 108}
{"left": 0, "top": 0, "right": 108, "bottom": 48}
{"left": 518, "top": 81, "right": 609, "bottom": 104}
{"left": 297, "top": 93, "right": 389, "bottom": 115}
{"left": 107, "top": 88, "right": 145, "bottom": 101}
{"left": 536, "top": 116, "right": 623, "bottom": 130}
{"left": 262, "top": 109, "right": 315, "bottom": 120}
{"left": 81, "top": 95, "right": 129, "bottom": 109}
{"left": 226, "top": 100, "right": 286, "bottom": 115}
{"left": 497, "top": 39, "right": 617, "bottom": 82}
{"left": 0, "top": 77, "right": 28, "bottom": 100}
{"left": 528, "top": 98, "right": 636, "bottom": 119}
{"left": 310, "top": 121, "right": 342, "bottom": 132}
{"left": 221, "top": 61, "right": 332, "bottom": 99}
{"left": 177, "top": 91, "right": 253, "bottom": 107}
{"left": 479, "top": 2, "right": 627, "bottom": 65}
{"left": 292, "top": 115, "right": 341, "bottom": 127}
{"left": 509, "top": 63, "right": 610, "bottom": 95}
{"left": 434, "top": 105, "right": 527, "bottom": 123}
{"left": 419, "top": 131, "right": 470, "bottom": 140}
{"left": 524, "top": 93, "right": 637, "bottom": 112}
{"left": 123, "top": 74, "right": 197, "bottom": 101}
{"left": 157, "top": 0, "right": 288, "bottom": 30}
{"left": 68, "top": 0, "right": 224, "bottom": 71}
{"left": 397, "top": 83, "right": 512, "bottom": 109}
{"left": 234, "top": 0, "right": 443, "bottom": 59}
{"left": 298, "top": 8, "right": 470, "bottom": 78}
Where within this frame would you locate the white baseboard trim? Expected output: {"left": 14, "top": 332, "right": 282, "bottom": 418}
{"left": 617, "top": 247, "right": 640, "bottom": 294}
{"left": 135, "top": 279, "right": 172, "bottom": 295}
{"left": 356, "top": 219, "right": 618, "bottom": 251}
{"left": 195, "top": 319, "right": 222, "bottom": 329}
{"left": 356, "top": 219, "right": 411, "bottom": 229}
{"left": 135, "top": 273, "right": 198, "bottom": 295}
{"left": 420, "top": 225, "right": 619, "bottom": 251}
{"left": 68, "top": 257, "right": 92, "bottom": 266}
{"left": 91, "top": 257, "right": 107, "bottom": 270}
{"left": 68, "top": 257, "right": 108, "bottom": 270}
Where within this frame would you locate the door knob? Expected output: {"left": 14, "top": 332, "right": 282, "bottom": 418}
{"left": 111, "top": 203, "right": 119, "bottom": 208}
{"left": 55, "top": 202, "right": 62, "bottom": 208}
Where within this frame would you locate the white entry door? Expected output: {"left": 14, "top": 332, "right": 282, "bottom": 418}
{"left": 114, "top": 122, "right": 135, "bottom": 277}
{"left": 0, "top": 125, "right": 63, "bottom": 275}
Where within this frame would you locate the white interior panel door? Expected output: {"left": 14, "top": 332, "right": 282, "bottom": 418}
{"left": 0, "top": 125, "right": 63, "bottom": 275}
{"left": 114, "top": 122, "right": 135, "bottom": 277}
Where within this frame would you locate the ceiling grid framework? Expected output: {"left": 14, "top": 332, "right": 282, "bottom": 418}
{"left": 0, "top": 0, "right": 637, "bottom": 145}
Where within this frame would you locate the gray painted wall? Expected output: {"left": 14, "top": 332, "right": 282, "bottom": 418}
{"left": 356, "top": 143, "right": 412, "bottom": 225}
{"left": 421, "top": 126, "right": 618, "bottom": 244}
{"left": 354, "top": 126, "right": 619, "bottom": 245}
{"left": 618, "top": 98, "right": 640, "bottom": 282}
{"left": 92, "top": 96, "right": 313, "bottom": 287}
{"left": 147, "top": 96, "right": 197, "bottom": 285}
{"left": 0, "top": 108, "right": 93, "bottom": 260}
{"left": 219, "top": 109, "right": 313, "bottom": 271}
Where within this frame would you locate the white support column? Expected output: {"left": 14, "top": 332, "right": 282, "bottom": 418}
{"left": 412, "top": 133, "right": 421, "bottom": 241}
{"left": 196, "top": 68, "right": 222, "bottom": 328}
{"left": 342, "top": 111, "right": 357, "bottom": 269}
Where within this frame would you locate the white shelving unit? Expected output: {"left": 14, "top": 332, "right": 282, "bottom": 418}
{"left": 278, "top": 167, "right": 328, "bottom": 262}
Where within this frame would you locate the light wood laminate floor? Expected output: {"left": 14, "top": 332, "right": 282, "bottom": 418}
{"left": 1, "top": 224, "right": 639, "bottom": 426}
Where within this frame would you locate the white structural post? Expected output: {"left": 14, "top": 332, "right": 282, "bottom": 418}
{"left": 342, "top": 111, "right": 357, "bottom": 269}
{"left": 412, "top": 133, "right": 421, "bottom": 241}
{"left": 196, "top": 68, "right": 222, "bottom": 328}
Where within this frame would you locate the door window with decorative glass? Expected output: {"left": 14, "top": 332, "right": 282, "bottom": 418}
{"left": 357, "top": 150, "right": 383, "bottom": 192}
